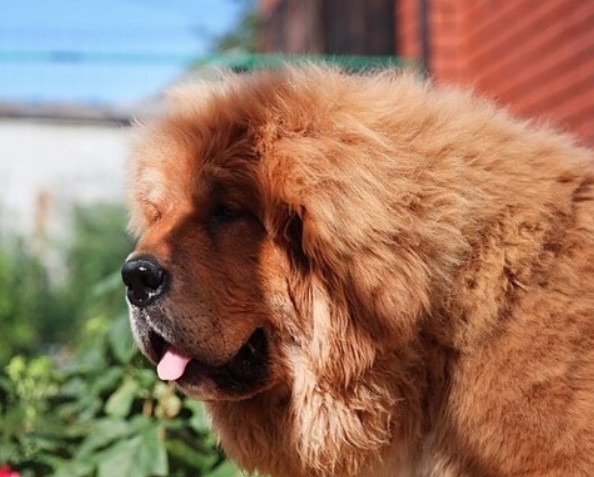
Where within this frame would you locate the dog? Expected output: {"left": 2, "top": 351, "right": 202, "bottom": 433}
{"left": 122, "top": 66, "right": 594, "bottom": 476}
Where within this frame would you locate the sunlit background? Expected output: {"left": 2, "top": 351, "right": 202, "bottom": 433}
{"left": 0, "top": 0, "right": 244, "bottom": 103}
{"left": 0, "top": 1, "right": 593, "bottom": 476}
{"left": 1, "top": 3, "right": 257, "bottom": 476}
{"left": 0, "top": 0, "right": 252, "bottom": 234}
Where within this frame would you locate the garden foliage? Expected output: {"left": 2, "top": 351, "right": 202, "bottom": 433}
{"left": 0, "top": 203, "right": 243, "bottom": 477}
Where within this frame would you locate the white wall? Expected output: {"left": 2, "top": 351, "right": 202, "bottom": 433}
{"left": 0, "top": 119, "right": 131, "bottom": 233}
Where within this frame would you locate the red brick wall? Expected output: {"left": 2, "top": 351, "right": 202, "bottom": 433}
{"left": 396, "top": 0, "right": 594, "bottom": 145}
{"left": 395, "top": 0, "right": 420, "bottom": 60}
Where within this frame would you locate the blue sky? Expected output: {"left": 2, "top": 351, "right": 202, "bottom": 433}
{"left": 0, "top": 0, "right": 245, "bottom": 104}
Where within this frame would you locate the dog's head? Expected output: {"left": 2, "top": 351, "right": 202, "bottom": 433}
{"left": 122, "top": 97, "right": 282, "bottom": 401}
{"left": 123, "top": 66, "right": 474, "bottom": 475}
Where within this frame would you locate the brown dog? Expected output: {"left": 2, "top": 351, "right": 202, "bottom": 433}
{"left": 122, "top": 66, "right": 594, "bottom": 477}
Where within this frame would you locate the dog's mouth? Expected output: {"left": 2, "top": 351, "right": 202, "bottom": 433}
{"left": 146, "top": 326, "right": 271, "bottom": 400}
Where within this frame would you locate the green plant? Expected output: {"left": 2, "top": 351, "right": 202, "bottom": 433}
{"left": 0, "top": 237, "right": 55, "bottom": 365}
{"left": 0, "top": 203, "right": 133, "bottom": 366}
{"left": 58, "top": 203, "right": 135, "bottom": 335}
{"left": 0, "top": 355, "right": 60, "bottom": 477}
{"left": 1, "top": 314, "right": 243, "bottom": 476}
{"left": 0, "top": 202, "right": 245, "bottom": 477}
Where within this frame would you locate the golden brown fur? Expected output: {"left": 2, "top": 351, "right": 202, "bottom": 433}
{"left": 126, "top": 66, "right": 594, "bottom": 476}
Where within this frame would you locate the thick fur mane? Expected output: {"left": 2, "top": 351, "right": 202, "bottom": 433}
{"left": 138, "top": 66, "right": 594, "bottom": 476}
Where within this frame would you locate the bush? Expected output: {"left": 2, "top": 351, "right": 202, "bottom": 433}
{"left": 0, "top": 203, "right": 243, "bottom": 477}
{"left": 0, "top": 203, "right": 133, "bottom": 364}
{"left": 0, "top": 314, "right": 239, "bottom": 477}
{"left": 0, "top": 237, "right": 55, "bottom": 364}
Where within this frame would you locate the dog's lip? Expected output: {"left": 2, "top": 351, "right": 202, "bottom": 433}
{"left": 145, "top": 325, "right": 269, "bottom": 389}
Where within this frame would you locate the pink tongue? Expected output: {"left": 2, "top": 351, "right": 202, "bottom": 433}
{"left": 157, "top": 346, "right": 192, "bottom": 381}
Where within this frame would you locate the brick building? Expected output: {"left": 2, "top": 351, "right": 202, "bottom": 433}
{"left": 259, "top": 0, "right": 594, "bottom": 145}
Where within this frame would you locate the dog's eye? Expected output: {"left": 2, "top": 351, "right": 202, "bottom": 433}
{"left": 211, "top": 204, "right": 246, "bottom": 223}
{"left": 143, "top": 201, "right": 161, "bottom": 225}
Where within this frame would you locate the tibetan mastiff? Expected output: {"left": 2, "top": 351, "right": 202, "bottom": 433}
{"left": 122, "top": 67, "right": 594, "bottom": 477}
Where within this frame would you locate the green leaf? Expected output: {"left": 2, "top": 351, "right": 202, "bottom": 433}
{"left": 0, "top": 374, "right": 11, "bottom": 390}
{"left": 48, "top": 459, "right": 95, "bottom": 477}
{"left": 75, "top": 341, "right": 108, "bottom": 371}
{"left": 104, "top": 378, "right": 139, "bottom": 418}
{"left": 134, "top": 368, "right": 157, "bottom": 389}
{"left": 108, "top": 313, "right": 137, "bottom": 364}
{"left": 166, "top": 438, "right": 219, "bottom": 471}
{"left": 76, "top": 418, "right": 132, "bottom": 459}
{"left": 97, "top": 424, "right": 168, "bottom": 477}
{"left": 127, "top": 414, "right": 154, "bottom": 432}
{"left": 205, "top": 460, "right": 244, "bottom": 477}
{"left": 185, "top": 400, "right": 212, "bottom": 433}
{"left": 91, "top": 367, "right": 124, "bottom": 395}
{"left": 59, "top": 376, "right": 88, "bottom": 397}
{"left": 92, "top": 271, "right": 125, "bottom": 298}
{"left": 69, "top": 395, "right": 103, "bottom": 422}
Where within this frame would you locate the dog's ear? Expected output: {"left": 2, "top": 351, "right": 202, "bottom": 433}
{"left": 262, "top": 137, "right": 471, "bottom": 345}
{"left": 264, "top": 183, "right": 432, "bottom": 475}
{"left": 299, "top": 195, "right": 434, "bottom": 344}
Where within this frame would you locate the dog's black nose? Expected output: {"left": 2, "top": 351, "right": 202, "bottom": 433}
{"left": 121, "top": 256, "right": 167, "bottom": 307}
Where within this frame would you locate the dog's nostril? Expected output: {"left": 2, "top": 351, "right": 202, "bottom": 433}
{"left": 121, "top": 257, "right": 167, "bottom": 308}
